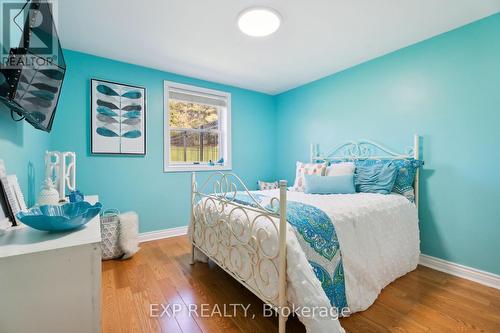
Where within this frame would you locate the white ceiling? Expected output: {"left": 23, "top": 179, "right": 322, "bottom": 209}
{"left": 58, "top": 0, "right": 500, "bottom": 95}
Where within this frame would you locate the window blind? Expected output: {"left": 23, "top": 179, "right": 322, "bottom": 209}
{"left": 169, "top": 88, "right": 227, "bottom": 107}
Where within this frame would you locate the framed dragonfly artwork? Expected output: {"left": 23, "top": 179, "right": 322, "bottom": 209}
{"left": 90, "top": 79, "right": 146, "bottom": 155}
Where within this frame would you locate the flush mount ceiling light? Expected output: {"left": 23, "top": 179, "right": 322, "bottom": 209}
{"left": 238, "top": 7, "right": 281, "bottom": 37}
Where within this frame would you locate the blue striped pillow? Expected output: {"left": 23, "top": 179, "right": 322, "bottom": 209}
{"left": 354, "top": 162, "right": 398, "bottom": 194}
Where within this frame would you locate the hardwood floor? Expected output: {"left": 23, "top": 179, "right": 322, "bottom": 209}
{"left": 102, "top": 236, "right": 500, "bottom": 333}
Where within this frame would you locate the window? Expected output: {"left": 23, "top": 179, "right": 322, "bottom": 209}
{"left": 164, "top": 81, "right": 231, "bottom": 172}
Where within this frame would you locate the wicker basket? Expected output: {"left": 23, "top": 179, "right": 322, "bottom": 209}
{"left": 100, "top": 209, "right": 123, "bottom": 260}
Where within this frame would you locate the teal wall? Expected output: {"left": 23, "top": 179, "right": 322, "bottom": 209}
{"left": 49, "top": 50, "right": 276, "bottom": 233}
{"left": 0, "top": 106, "right": 49, "bottom": 207}
{"left": 275, "top": 13, "right": 500, "bottom": 275}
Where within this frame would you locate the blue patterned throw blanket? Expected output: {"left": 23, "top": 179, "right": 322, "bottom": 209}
{"left": 233, "top": 193, "right": 348, "bottom": 309}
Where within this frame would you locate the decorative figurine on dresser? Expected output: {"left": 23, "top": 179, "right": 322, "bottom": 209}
{"left": 37, "top": 178, "right": 60, "bottom": 205}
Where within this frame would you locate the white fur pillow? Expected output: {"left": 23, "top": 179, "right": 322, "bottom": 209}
{"left": 293, "top": 161, "right": 327, "bottom": 192}
{"left": 325, "top": 162, "right": 355, "bottom": 177}
{"left": 118, "top": 212, "right": 140, "bottom": 259}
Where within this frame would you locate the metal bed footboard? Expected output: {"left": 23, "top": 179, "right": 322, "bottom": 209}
{"left": 189, "top": 172, "right": 288, "bottom": 333}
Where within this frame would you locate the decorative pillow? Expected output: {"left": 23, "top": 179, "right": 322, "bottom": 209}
{"left": 292, "top": 161, "right": 327, "bottom": 192}
{"left": 325, "top": 162, "right": 355, "bottom": 177}
{"left": 354, "top": 161, "right": 398, "bottom": 194}
{"left": 391, "top": 159, "right": 424, "bottom": 202}
{"left": 258, "top": 180, "right": 279, "bottom": 190}
{"left": 355, "top": 159, "right": 424, "bottom": 200}
{"left": 304, "top": 174, "right": 356, "bottom": 194}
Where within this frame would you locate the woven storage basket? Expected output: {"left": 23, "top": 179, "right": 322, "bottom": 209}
{"left": 100, "top": 209, "right": 123, "bottom": 260}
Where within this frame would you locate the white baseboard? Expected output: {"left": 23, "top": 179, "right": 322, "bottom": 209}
{"left": 139, "top": 226, "right": 188, "bottom": 243}
{"left": 419, "top": 254, "right": 500, "bottom": 290}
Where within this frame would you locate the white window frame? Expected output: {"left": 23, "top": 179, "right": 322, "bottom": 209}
{"left": 164, "top": 81, "right": 232, "bottom": 172}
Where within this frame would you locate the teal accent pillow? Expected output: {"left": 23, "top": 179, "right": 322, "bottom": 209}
{"left": 391, "top": 159, "right": 424, "bottom": 201}
{"left": 354, "top": 162, "right": 398, "bottom": 194}
{"left": 304, "top": 174, "right": 356, "bottom": 194}
{"left": 355, "top": 159, "right": 424, "bottom": 200}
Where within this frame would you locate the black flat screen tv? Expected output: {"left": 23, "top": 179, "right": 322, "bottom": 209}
{"left": 0, "top": 0, "right": 66, "bottom": 132}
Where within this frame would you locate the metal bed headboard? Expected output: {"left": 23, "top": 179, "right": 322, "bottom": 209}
{"left": 310, "top": 134, "right": 421, "bottom": 209}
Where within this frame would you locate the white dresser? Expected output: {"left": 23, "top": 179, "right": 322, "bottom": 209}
{"left": 0, "top": 196, "right": 101, "bottom": 333}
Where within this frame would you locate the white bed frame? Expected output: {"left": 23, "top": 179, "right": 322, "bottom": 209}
{"left": 190, "top": 134, "right": 420, "bottom": 333}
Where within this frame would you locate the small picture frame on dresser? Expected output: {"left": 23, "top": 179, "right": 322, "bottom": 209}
{"left": 0, "top": 175, "right": 27, "bottom": 226}
{"left": 0, "top": 179, "right": 15, "bottom": 226}
{"left": 0, "top": 159, "right": 6, "bottom": 177}
{"left": 0, "top": 159, "right": 13, "bottom": 227}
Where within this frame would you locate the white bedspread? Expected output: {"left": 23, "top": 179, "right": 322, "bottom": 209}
{"left": 192, "top": 191, "right": 420, "bottom": 333}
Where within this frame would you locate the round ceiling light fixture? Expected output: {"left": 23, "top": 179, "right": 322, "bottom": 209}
{"left": 238, "top": 7, "right": 281, "bottom": 37}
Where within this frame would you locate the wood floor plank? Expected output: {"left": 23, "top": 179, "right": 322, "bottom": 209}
{"left": 102, "top": 266, "right": 122, "bottom": 333}
{"left": 358, "top": 302, "right": 429, "bottom": 333}
{"left": 202, "top": 267, "right": 277, "bottom": 333}
{"left": 341, "top": 313, "right": 391, "bottom": 333}
{"left": 155, "top": 238, "right": 243, "bottom": 333}
{"left": 132, "top": 290, "right": 175, "bottom": 333}
{"left": 115, "top": 287, "right": 143, "bottom": 333}
{"left": 394, "top": 271, "right": 500, "bottom": 331}
{"left": 377, "top": 285, "right": 418, "bottom": 315}
{"left": 156, "top": 277, "right": 212, "bottom": 333}
{"left": 102, "top": 236, "right": 500, "bottom": 333}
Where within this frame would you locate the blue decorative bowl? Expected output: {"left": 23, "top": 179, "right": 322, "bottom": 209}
{"left": 16, "top": 201, "right": 103, "bottom": 232}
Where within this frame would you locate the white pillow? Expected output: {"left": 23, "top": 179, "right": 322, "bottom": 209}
{"left": 118, "top": 211, "right": 140, "bottom": 259}
{"left": 292, "top": 161, "right": 327, "bottom": 192}
{"left": 325, "top": 162, "right": 355, "bottom": 177}
{"left": 258, "top": 180, "right": 279, "bottom": 190}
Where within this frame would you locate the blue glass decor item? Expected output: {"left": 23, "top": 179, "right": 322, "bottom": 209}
{"left": 16, "top": 201, "right": 102, "bottom": 232}
{"left": 69, "top": 190, "right": 84, "bottom": 203}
